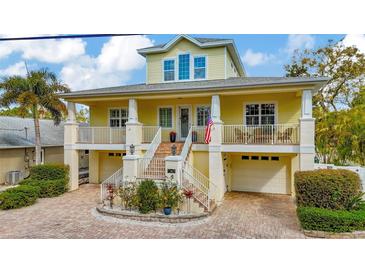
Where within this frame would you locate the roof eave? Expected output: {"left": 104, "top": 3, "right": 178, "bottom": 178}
{"left": 59, "top": 79, "right": 329, "bottom": 100}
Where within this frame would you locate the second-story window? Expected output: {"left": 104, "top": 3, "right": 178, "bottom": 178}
{"left": 194, "top": 56, "right": 206, "bottom": 79}
{"left": 196, "top": 106, "right": 210, "bottom": 126}
{"left": 245, "top": 103, "right": 275, "bottom": 125}
{"left": 109, "top": 108, "right": 128, "bottom": 127}
{"left": 163, "top": 59, "right": 175, "bottom": 81}
{"left": 178, "top": 54, "right": 190, "bottom": 80}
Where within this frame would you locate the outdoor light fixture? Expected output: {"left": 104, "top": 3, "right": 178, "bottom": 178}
{"left": 171, "top": 144, "right": 177, "bottom": 156}
{"left": 130, "top": 144, "right": 135, "bottom": 155}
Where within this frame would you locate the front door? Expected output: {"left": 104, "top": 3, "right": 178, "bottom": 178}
{"left": 179, "top": 107, "right": 190, "bottom": 140}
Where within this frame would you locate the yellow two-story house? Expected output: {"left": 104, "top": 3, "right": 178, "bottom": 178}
{"left": 61, "top": 35, "right": 328, "bottom": 212}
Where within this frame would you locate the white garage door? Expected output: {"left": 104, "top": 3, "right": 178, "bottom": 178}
{"left": 231, "top": 155, "right": 290, "bottom": 194}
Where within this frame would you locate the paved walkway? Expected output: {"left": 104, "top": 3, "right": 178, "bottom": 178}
{"left": 0, "top": 184, "right": 304, "bottom": 238}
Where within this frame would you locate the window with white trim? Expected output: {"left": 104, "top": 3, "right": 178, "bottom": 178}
{"left": 163, "top": 59, "right": 175, "bottom": 81}
{"left": 178, "top": 54, "right": 190, "bottom": 80}
{"left": 109, "top": 108, "right": 128, "bottom": 127}
{"left": 196, "top": 106, "right": 210, "bottom": 126}
{"left": 194, "top": 56, "right": 206, "bottom": 79}
{"left": 245, "top": 103, "right": 275, "bottom": 125}
{"left": 159, "top": 107, "right": 173, "bottom": 128}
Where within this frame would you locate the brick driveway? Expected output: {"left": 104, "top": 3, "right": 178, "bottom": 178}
{"left": 0, "top": 184, "right": 304, "bottom": 238}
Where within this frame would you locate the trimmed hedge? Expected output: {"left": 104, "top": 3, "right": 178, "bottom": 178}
{"left": 0, "top": 185, "right": 40, "bottom": 210}
{"left": 20, "top": 178, "right": 68, "bottom": 198}
{"left": 294, "top": 169, "right": 361, "bottom": 210}
{"left": 297, "top": 206, "right": 365, "bottom": 232}
{"left": 0, "top": 164, "right": 70, "bottom": 210}
{"left": 29, "top": 164, "right": 69, "bottom": 180}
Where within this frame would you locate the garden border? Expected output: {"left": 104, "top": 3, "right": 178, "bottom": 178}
{"left": 96, "top": 206, "right": 209, "bottom": 223}
{"left": 303, "top": 229, "right": 365, "bottom": 239}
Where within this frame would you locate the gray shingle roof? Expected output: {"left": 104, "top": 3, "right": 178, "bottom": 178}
{"left": 139, "top": 37, "right": 231, "bottom": 51}
{"left": 61, "top": 76, "right": 329, "bottom": 98}
{"left": 0, "top": 116, "right": 64, "bottom": 149}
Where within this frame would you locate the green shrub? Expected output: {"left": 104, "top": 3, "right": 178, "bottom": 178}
{"left": 0, "top": 185, "right": 40, "bottom": 210}
{"left": 297, "top": 206, "right": 365, "bottom": 232}
{"left": 118, "top": 182, "right": 138, "bottom": 210}
{"left": 159, "top": 181, "right": 183, "bottom": 209}
{"left": 294, "top": 169, "right": 361, "bottom": 210}
{"left": 21, "top": 178, "right": 68, "bottom": 198}
{"left": 29, "top": 164, "right": 69, "bottom": 180}
{"left": 136, "top": 180, "right": 159, "bottom": 214}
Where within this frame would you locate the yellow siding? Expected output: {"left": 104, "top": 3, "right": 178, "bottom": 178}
{"left": 221, "top": 92, "right": 301, "bottom": 124}
{"left": 192, "top": 151, "right": 209, "bottom": 178}
{"left": 44, "top": 146, "right": 64, "bottom": 164}
{"left": 90, "top": 101, "right": 128, "bottom": 126}
{"left": 226, "top": 50, "right": 239, "bottom": 78}
{"left": 98, "top": 151, "right": 124, "bottom": 182}
{"left": 146, "top": 39, "right": 226, "bottom": 84}
{"left": 0, "top": 146, "right": 64, "bottom": 185}
{"left": 89, "top": 92, "right": 301, "bottom": 129}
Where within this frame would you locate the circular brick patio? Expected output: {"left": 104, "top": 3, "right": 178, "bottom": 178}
{"left": 0, "top": 184, "right": 304, "bottom": 239}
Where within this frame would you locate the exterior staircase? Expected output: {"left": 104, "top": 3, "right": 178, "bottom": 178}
{"left": 140, "top": 142, "right": 184, "bottom": 179}
{"left": 154, "top": 142, "right": 184, "bottom": 158}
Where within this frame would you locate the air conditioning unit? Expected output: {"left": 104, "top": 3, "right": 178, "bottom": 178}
{"left": 6, "top": 171, "right": 24, "bottom": 185}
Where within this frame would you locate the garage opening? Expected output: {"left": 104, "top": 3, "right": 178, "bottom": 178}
{"left": 230, "top": 154, "right": 291, "bottom": 194}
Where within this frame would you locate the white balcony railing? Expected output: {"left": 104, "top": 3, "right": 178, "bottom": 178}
{"left": 142, "top": 126, "right": 160, "bottom": 143}
{"left": 191, "top": 126, "right": 206, "bottom": 143}
{"left": 222, "top": 124, "right": 299, "bottom": 144}
{"left": 77, "top": 127, "right": 126, "bottom": 144}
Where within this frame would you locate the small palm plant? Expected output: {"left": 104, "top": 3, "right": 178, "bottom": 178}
{"left": 0, "top": 68, "right": 70, "bottom": 165}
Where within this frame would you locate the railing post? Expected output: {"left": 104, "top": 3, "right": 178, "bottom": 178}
{"left": 92, "top": 127, "right": 95, "bottom": 144}
{"left": 109, "top": 127, "right": 112, "bottom": 144}
{"left": 271, "top": 124, "right": 274, "bottom": 144}
{"left": 165, "top": 155, "right": 183, "bottom": 185}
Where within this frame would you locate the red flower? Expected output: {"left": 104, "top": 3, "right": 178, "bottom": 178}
{"left": 183, "top": 189, "right": 194, "bottom": 198}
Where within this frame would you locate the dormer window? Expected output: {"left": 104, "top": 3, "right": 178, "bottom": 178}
{"left": 194, "top": 56, "right": 206, "bottom": 79}
{"left": 163, "top": 59, "right": 175, "bottom": 81}
{"left": 178, "top": 54, "right": 190, "bottom": 80}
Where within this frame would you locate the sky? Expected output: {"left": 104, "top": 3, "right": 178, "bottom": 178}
{"left": 1, "top": 34, "right": 365, "bottom": 91}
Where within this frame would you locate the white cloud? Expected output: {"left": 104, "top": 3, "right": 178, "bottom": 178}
{"left": 342, "top": 34, "right": 365, "bottom": 53}
{"left": 0, "top": 62, "right": 27, "bottom": 77}
{"left": 242, "top": 49, "right": 275, "bottom": 66}
{"left": 286, "top": 34, "right": 315, "bottom": 54}
{"left": 61, "top": 35, "right": 154, "bottom": 90}
{"left": 0, "top": 38, "right": 86, "bottom": 63}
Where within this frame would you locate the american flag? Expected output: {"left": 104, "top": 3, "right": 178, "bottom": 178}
{"left": 204, "top": 117, "right": 213, "bottom": 144}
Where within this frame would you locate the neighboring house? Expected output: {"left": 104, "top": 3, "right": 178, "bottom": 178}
{"left": 0, "top": 116, "right": 89, "bottom": 185}
{"left": 60, "top": 35, "right": 328, "bottom": 211}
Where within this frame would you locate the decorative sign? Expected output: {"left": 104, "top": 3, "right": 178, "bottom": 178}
{"left": 167, "top": 169, "right": 176, "bottom": 174}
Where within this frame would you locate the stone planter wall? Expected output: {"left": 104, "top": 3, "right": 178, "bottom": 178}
{"left": 96, "top": 206, "right": 209, "bottom": 224}
{"left": 304, "top": 229, "right": 365, "bottom": 239}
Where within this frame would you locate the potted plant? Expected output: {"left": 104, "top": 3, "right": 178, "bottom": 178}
{"left": 169, "top": 131, "right": 176, "bottom": 143}
{"left": 160, "top": 181, "right": 183, "bottom": 215}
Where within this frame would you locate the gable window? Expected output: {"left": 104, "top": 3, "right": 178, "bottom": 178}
{"left": 163, "top": 59, "right": 175, "bottom": 81}
{"left": 196, "top": 106, "right": 210, "bottom": 126}
{"left": 178, "top": 54, "right": 190, "bottom": 80}
{"left": 245, "top": 103, "right": 276, "bottom": 125}
{"left": 109, "top": 108, "right": 128, "bottom": 127}
{"left": 159, "top": 107, "right": 173, "bottom": 128}
{"left": 194, "top": 56, "right": 206, "bottom": 79}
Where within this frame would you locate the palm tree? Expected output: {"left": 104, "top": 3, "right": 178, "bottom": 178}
{"left": 0, "top": 68, "right": 70, "bottom": 165}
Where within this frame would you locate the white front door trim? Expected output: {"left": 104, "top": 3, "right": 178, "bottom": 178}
{"left": 176, "top": 104, "right": 192, "bottom": 141}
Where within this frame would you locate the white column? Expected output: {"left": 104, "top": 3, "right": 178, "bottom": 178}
{"left": 165, "top": 155, "right": 183, "bottom": 185}
{"left": 126, "top": 98, "right": 142, "bottom": 155}
{"left": 209, "top": 95, "right": 225, "bottom": 203}
{"left": 299, "top": 89, "right": 315, "bottom": 171}
{"left": 123, "top": 154, "right": 140, "bottom": 182}
{"left": 64, "top": 102, "right": 79, "bottom": 191}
